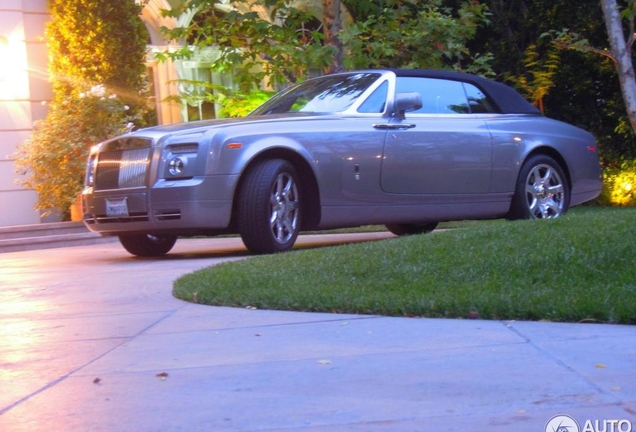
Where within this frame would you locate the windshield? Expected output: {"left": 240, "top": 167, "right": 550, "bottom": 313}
{"left": 250, "top": 73, "right": 381, "bottom": 116}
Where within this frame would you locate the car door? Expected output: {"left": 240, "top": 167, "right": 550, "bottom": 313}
{"left": 379, "top": 77, "right": 494, "bottom": 195}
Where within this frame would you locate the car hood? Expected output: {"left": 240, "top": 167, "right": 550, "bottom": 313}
{"left": 136, "top": 113, "right": 334, "bottom": 138}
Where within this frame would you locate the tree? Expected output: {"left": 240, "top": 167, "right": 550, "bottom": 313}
{"left": 15, "top": 87, "right": 138, "bottom": 217}
{"left": 504, "top": 42, "right": 561, "bottom": 113}
{"left": 544, "top": 1, "right": 636, "bottom": 133}
{"left": 600, "top": 0, "right": 636, "bottom": 132}
{"left": 323, "top": 0, "right": 343, "bottom": 74}
{"left": 467, "top": 0, "right": 636, "bottom": 164}
{"left": 159, "top": 0, "right": 492, "bottom": 115}
{"left": 159, "top": 0, "right": 336, "bottom": 89}
{"left": 15, "top": 0, "right": 150, "bottom": 218}
{"left": 535, "top": 0, "right": 636, "bottom": 162}
{"left": 46, "top": 0, "right": 151, "bottom": 115}
{"left": 340, "top": 0, "right": 492, "bottom": 73}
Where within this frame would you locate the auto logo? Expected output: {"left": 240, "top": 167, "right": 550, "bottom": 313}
{"left": 546, "top": 415, "right": 580, "bottom": 432}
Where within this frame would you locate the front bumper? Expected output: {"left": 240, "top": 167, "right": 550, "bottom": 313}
{"left": 82, "top": 174, "right": 239, "bottom": 236}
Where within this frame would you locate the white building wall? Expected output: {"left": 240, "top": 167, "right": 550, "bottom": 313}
{"left": 0, "top": 0, "right": 51, "bottom": 226}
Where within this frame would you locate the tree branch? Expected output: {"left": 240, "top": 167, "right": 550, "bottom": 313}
{"left": 552, "top": 40, "right": 617, "bottom": 65}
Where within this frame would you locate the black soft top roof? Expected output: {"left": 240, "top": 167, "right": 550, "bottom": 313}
{"left": 390, "top": 69, "right": 541, "bottom": 115}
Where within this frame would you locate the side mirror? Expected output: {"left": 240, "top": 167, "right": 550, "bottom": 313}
{"left": 394, "top": 92, "right": 422, "bottom": 119}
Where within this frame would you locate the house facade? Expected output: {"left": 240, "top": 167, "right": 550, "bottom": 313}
{"left": 0, "top": 0, "right": 50, "bottom": 226}
{"left": 0, "top": 0, "right": 343, "bottom": 227}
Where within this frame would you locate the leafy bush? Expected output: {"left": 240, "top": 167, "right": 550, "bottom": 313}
{"left": 219, "top": 90, "right": 274, "bottom": 118}
{"left": 47, "top": 0, "right": 150, "bottom": 110}
{"left": 14, "top": 0, "right": 151, "bottom": 219}
{"left": 599, "top": 160, "right": 636, "bottom": 206}
{"left": 15, "top": 86, "right": 138, "bottom": 217}
{"left": 340, "top": 0, "right": 492, "bottom": 74}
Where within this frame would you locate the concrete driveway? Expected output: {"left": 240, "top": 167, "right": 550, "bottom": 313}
{"left": 0, "top": 233, "right": 634, "bottom": 432}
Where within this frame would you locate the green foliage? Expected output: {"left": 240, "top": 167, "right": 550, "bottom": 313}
{"left": 159, "top": 0, "right": 335, "bottom": 89}
{"left": 542, "top": 27, "right": 636, "bottom": 164}
{"left": 598, "top": 160, "right": 636, "bottom": 206}
{"left": 47, "top": 0, "right": 150, "bottom": 110}
{"left": 15, "top": 87, "right": 138, "bottom": 216}
{"left": 158, "top": 0, "right": 494, "bottom": 111}
{"left": 467, "top": 0, "right": 636, "bottom": 166}
{"left": 340, "top": 0, "right": 492, "bottom": 74}
{"left": 219, "top": 90, "right": 275, "bottom": 117}
{"left": 504, "top": 40, "right": 561, "bottom": 112}
{"left": 15, "top": 0, "right": 151, "bottom": 217}
{"left": 174, "top": 207, "right": 636, "bottom": 324}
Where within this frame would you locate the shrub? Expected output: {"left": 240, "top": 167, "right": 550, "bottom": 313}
{"left": 598, "top": 160, "right": 636, "bottom": 206}
{"left": 15, "top": 86, "right": 138, "bottom": 217}
{"left": 14, "top": 0, "right": 152, "bottom": 219}
{"left": 47, "top": 0, "right": 150, "bottom": 112}
{"left": 219, "top": 90, "right": 274, "bottom": 118}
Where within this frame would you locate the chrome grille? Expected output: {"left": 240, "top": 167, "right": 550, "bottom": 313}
{"left": 95, "top": 147, "right": 151, "bottom": 190}
{"left": 119, "top": 148, "right": 151, "bottom": 188}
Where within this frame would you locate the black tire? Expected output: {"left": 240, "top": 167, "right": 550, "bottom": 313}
{"left": 119, "top": 234, "right": 177, "bottom": 257}
{"left": 238, "top": 159, "right": 301, "bottom": 254}
{"left": 385, "top": 222, "right": 439, "bottom": 236}
{"left": 508, "top": 155, "right": 570, "bottom": 220}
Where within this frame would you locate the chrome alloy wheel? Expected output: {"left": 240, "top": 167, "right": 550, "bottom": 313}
{"left": 524, "top": 164, "right": 566, "bottom": 218}
{"left": 269, "top": 172, "right": 300, "bottom": 244}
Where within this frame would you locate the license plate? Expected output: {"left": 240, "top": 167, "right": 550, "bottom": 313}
{"left": 105, "top": 198, "right": 129, "bottom": 217}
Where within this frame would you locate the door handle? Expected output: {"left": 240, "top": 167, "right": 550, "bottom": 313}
{"left": 373, "top": 123, "right": 416, "bottom": 130}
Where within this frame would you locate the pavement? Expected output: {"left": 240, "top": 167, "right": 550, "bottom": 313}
{"left": 0, "top": 232, "right": 634, "bottom": 432}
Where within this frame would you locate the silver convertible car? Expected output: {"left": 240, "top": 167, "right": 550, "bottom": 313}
{"left": 81, "top": 69, "right": 602, "bottom": 256}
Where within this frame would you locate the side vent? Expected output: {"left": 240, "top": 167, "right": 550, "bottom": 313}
{"left": 155, "top": 209, "right": 181, "bottom": 221}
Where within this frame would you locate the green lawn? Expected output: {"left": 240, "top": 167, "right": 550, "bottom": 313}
{"left": 173, "top": 207, "right": 636, "bottom": 324}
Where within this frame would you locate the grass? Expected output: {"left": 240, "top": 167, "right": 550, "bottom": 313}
{"left": 173, "top": 207, "right": 636, "bottom": 324}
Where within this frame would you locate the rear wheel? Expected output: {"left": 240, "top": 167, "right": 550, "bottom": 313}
{"left": 119, "top": 234, "right": 177, "bottom": 257}
{"left": 238, "top": 159, "right": 301, "bottom": 254}
{"left": 385, "top": 222, "right": 439, "bottom": 236}
{"left": 508, "top": 155, "right": 570, "bottom": 220}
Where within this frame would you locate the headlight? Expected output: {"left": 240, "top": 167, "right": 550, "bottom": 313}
{"left": 164, "top": 143, "right": 199, "bottom": 179}
{"left": 169, "top": 157, "right": 187, "bottom": 176}
{"left": 86, "top": 155, "right": 97, "bottom": 187}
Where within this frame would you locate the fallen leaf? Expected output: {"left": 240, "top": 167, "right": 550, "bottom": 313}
{"left": 254, "top": 333, "right": 261, "bottom": 337}
{"left": 611, "top": 387, "right": 621, "bottom": 391}
{"left": 340, "top": 321, "right": 349, "bottom": 326}
{"left": 595, "top": 363, "right": 607, "bottom": 369}
{"left": 93, "top": 377, "right": 102, "bottom": 384}
{"left": 156, "top": 372, "right": 169, "bottom": 381}
{"left": 317, "top": 359, "right": 331, "bottom": 365}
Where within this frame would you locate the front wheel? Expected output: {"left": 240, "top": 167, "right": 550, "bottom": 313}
{"left": 238, "top": 159, "right": 301, "bottom": 254}
{"left": 385, "top": 222, "right": 439, "bottom": 236}
{"left": 508, "top": 155, "right": 570, "bottom": 220}
{"left": 119, "top": 234, "right": 177, "bottom": 257}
